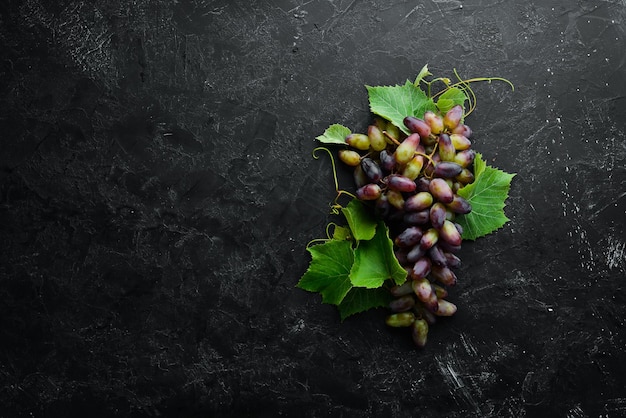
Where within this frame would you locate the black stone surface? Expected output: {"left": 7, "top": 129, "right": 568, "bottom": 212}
{"left": 1, "top": 1, "right": 625, "bottom": 417}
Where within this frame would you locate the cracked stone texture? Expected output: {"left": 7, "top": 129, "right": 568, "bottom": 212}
{"left": 1, "top": 0, "right": 625, "bottom": 417}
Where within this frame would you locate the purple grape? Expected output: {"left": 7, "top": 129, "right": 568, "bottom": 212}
{"left": 379, "top": 149, "right": 396, "bottom": 172}
{"left": 443, "top": 105, "right": 463, "bottom": 130}
{"left": 434, "top": 161, "right": 463, "bottom": 178}
{"left": 431, "top": 265, "right": 457, "bottom": 286}
{"left": 411, "top": 256, "right": 432, "bottom": 280}
{"left": 406, "top": 244, "right": 426, "bottom": 263}
{"left": 405, "top": 192, "right": 434, "bottom": 212}
{"left": 420, "top": 228, "right": 439, "bottom": 250}
{"left": 438, "top": 133, "right": 456, "bottom": 162}
{"left": 403, "top": 116, "right": 431, "bottom": 139}
{"left": 389, "top": 294, "right": 416, "bottom": 313}
{"left": 387, "top": 174, "right": 417, "bottom": 193}
{"left": 446, "top": 195, "right": 472, "bottom": 214}
{"left": 403, "top": 210, "right": 430, "bottom": 225}
{"left": 361, "top": 157, "right": 383, "bottom": 182}
{"left": 428, "top": 244, "right": 448, "bottom": 266}
{"left": 395, "top": 226, "right": 424, "bottom": 248}
{"left": 429, "top": 178, "right": 454, "bottom": 203}
{"left": 356, "top": 184, "right": 381, "bottom": 200}
{"left": 429, "top": 202, "right": 447, "bottom": 229}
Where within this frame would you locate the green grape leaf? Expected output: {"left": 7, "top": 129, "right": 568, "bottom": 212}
{"left": 350, "top": 221, "right": 408, "bottom": 288}
{"left": 337, "top": 287, "right": 392, "bottom": 321}
{"left": 316, "top": 124, "right": 351, "bottom": 145}
{"left": 413, "top": 64, "right": 432, "bottom": 87}
{"left": 341, "top": 199, "right": 377, "bottom": 241}
{"left": 456, "top": 153, "right": 516, "bottom": 240}
{"left": 366, "top": 81, "right": 437, "bottom": 134}
{"left": 332, "top": 225, "right": 352, "bottom": 241}
{"left": 436, "top": 87, "right": 468, "bottom": 115}
{"left": 297, "top": 240, "right": 354, "bottom": 305}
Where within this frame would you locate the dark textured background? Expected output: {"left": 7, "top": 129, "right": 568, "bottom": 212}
{"left": 1, "top": 1, "right": 625, "bottom": 417}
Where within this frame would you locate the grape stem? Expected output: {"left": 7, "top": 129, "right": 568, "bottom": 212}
{"left": 312, "top": 146, "right": 356, "bottom": 215}
{"left": 425, "top": 70, "right": 515, "bottom": 117}
{"left": 383, "top": 131, "right": 402, "bottom": 146}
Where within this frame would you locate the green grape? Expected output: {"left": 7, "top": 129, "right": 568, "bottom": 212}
{"left": 338, "top": 149, "right": 361, "bottom": 166}
{"left": 456, "top": 168, "right": 475, "bottom": 185}
{"left": 412, "top": 277, "right": 438, "bottom": 312}
{"left": 394, "top": 133, "right": 421, "bottom": 164}
{"left": 402, "top": 155, "right": 424, "bottom": 180}
{"left": 454, "top": 149, "right": 476, "bottom": 168}
{"left": 368, "top": 124, "right": 388, "bottom": 151}
{"left": 411, "top": 318, "right": 429, "bottom": 348}
{"left": 386, "top": 190, "right": 406, "bottom": 210}
{"left": 438, "top": 133, "right": 456, "bottom": 162}
{"left": 385, "top": 121, "right": 401, "bottom": 144}
{"left": 424, "top": 111, "right": 444, "bottom": 134}
{"left": 450, "top": 133, "right": 471, "bottom": 150}
{"left": 345, "top": 133, "right": 370, "bottom": 150}
{"left": 385, "top": 312, "right": 416, "bottom": 327}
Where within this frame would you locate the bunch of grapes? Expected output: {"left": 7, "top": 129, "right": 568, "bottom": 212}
{"left": 338, "top": 105, "right": 475, "bottom": 348}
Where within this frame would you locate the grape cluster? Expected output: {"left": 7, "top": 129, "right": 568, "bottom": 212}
{"left": 339, "top": 105, "right": 475, "bottom": 348}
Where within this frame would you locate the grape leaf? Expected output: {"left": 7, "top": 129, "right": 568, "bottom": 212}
{"left": 341, "top": 199, "right": 377, "bottom": 241}
{"left": 297, "top": 240, "right": 354, "bottom": 305}
{"left": 350, "top": 221, "right": 408, "bottom": 288}
{"left": 316, "top": 124, "right": 351, "bottom": 145}
{"left": 456, "top": 153, "right": 516, "bottom": 240}
{"left": 366, "top": 81, "right": 437, "bottom": 135}
{"left": 413, "top": 64, "right": 432, "bottom": 87}
{"left": 436, "top": 87, "right": 468, "bottom": 115}
{"left": 332, "top": 225, "right": 352, "bottom": 241}
{"left": 337, "top": 287, "right": 391, "bottom": 321}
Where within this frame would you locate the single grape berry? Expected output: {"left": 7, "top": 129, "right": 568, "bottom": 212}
{"left": 338, "top": 149, "right": 361, "bottom": 166}
{"left": 424, "top": 111, "right": 444, "bottom": 134}
{"left": 361, "top": 157, "right": 383, "bottom": 182}
{"left": 345, "top": 133, "right": 370, "bottom": 150}
{"left": 356, "top": 184, "right": 382, "bottom": 200}
{"left": 450, "top": 133, "right": 471, "bottom": 150}
{"left": 411, "top": 318, "right": 429, "bottom": 348}
{"left": 443, "top": 105, "right": 463, "bottom": 131}
{"left": 438, "top": 133, "right": 456, "bottom": 162}
{"left": 403, "top": 116, "right": 431, "bottom": 139}
{"left": 385, "top": 312, "right": 416, "bottom": 327}
{"left": 434, "top": 161, "right": 463, "bottom": 178}
{"left": 368, "top": 124, "right": 387, "bottom": 151}
{"left": 395, "top": 133, "right": 421, "bottom": 164}
{"left": 387, "top": 174, "right": 417, "bottom": 193}
{"left": 405, "top": 191, "right": 434, "bottom": 212}
{"left": 429, "top": 178, "right": 454, "bottom": 203}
